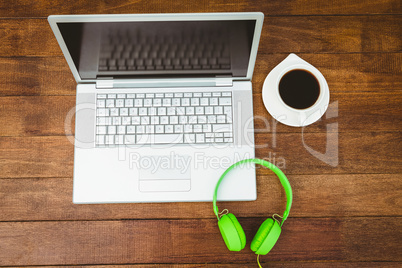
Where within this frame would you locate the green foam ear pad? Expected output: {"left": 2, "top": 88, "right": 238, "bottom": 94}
{"left": 218, "top": 213, "right": 246, "bottom": 251}
{"left": 250, "top": 218, "right": 282, "bottom": 255}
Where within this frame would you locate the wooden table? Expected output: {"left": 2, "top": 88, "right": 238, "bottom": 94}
{"left": 0, "top": 1, "right": 401, "bottom": 267}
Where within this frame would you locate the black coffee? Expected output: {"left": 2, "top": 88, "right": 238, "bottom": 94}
{"left": 279, "top": 69, "right": 320, "bottom": 109}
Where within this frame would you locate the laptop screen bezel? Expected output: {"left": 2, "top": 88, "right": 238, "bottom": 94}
{"left": 48, "top": 12, "right": 264, "bottom": 84}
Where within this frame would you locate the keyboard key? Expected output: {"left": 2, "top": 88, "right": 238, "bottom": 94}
{"left": 160, "top": 116, "right": 169, "bottom": 124}
{"left": 174, "top": 125, "right": 183, "bottom": 133}
{"left": 153, "top": 99, "right": 162, "bottom": 106}
{"left": 107, "top": 94, "right": 116, "bottom": 99}
{"left": 117, "top": 94, "right": 126, "bottom": 98}
{"left": 156, "top": 125, "right": 164, "bottom": 133}
{"left": 184, "top": 134, "right": 195, "bottom": 143}
{"left": 144, "top": 99, "right": 153, "bottom": 107}
{"left": 141, "top": 117, "right": 150, "bottom": 125}
{"left": 188, "top": 116, "right": 197, "bottom": 124}
{"left": 146, "top": 125, "right": 155, "bottom": 134}
{"left": 97, "top": 94, "right": 107, "bottom": 99}
{"left": 186, "top": 107, "right": 195, "bottom": 115}
{"left": 106, "top": 99, "right": 115, "bottom": 107}
{"left": 134, "top": 99, "right": 143, "bottom": 107}
{"left": 120, "top": 108, "right": 129, "bottom": 116}
{"left": 193, "top": 93, "right": 202, "bottom": 97}
{"left": 210, "top": 98, "right": 218, "bottom": 105}
{"left": 167, "top": 107, "right": 176, "bottom": 115}
{"left": 129, "top": 108, "right": 138, "bottom": 116}
{"left": 125, "top": 135, "right": 136, "bottom": 144}
{"left": 196, "top": 133, "right": 205, "bottom": 143}
{"left": 179, "top": 116, "right": 188, "bottom": 124}
{"left": 114, "top": 135, "right": 124, "bottom": 145}
{"left": 170, "top": 116, "right": 179, "bottom": 124}
{"left": 96, "top": 126, "right": 107, "bottom": 135}
{"left": 208, "top": 115, "right": 217, "bottom": 124}
{"left": 212, "top": 92, "right": 221, "bottom": 97}
{"left": 195, "top": 107, "right": 204, "bottom": 115}
{"left": 97, "top": 108, "right": 109, "bottom": 117}
{"left": 198, "top": 116, "right": 207, "bottom": 124}
{"left": 112, "top": 117, "right": 121, "bottom": 125}
{"left": 219, "top": 97, "right": 232, "bottom": 106}
{"left": 139, "top": 108, "right": 148, "bottom": 116}
{"left": 163, "top": 98, "right": 172, "bottom": 106}
{"left": 107, "top": 126, "right": 116, "bottom": 134}
{"left": 137, "top": 134, "right": 183, "bottom": 144}
{"left": 182, "top": 98, "right": 190, "bottom": 106}
{"left": 158, "top": 107, "right": 167, "bottom": 115}
{"left": 165, "top": 125, "right": 174, "bottom": 133}
{"left": 122, "top": 117, "right": 131, "bottom": 125}
{"left": 172, "top": 98, "right": 181, "bottom": 106}
{"left": 97, "top": 100, "right": 106, "bottom": 107}
{"left": 136, "top": 125, "right": 145, "bottom": 134}
{"left": 150, "top": 116, "right": 160, "bottom": 125}
{"left": 132, "top": 117, "right": 140, "bottom": 125}
{"left": 194, "top": 125, "right": 202, "bottom": 133}
{"left": 96, "top": 135, "right": 105, "bottom": 145}
{"left": 203, "top": 124, "right": 212, "bottom": 132}
{"left": 191, "top": 98, "right": 200, "bottom": 106}
{"left": 200, "top": 98, "right": 209, "bottom": 106}
{"left": 105, "top": 135, "right": 114, "bottom": 145}
{"left": 184, "top": 125, "right": 193, "bottom": 133}
{"left": 117, "top": 126, "right": 126, "bottom": 134}
{"left": 205, "top": 107, "right": 213, "bottom": 114}
{"left": 125, "top": 99, "right": 133, "bottom": 107}
{"left": 217, "top": 115, "right": 226, "bottom": 123}
{"left": 213, "top": 124, "right": 232, "bottom": 132}
{"left": 214, "top": 106, "right": 223, "bottom": 114}
{"left": 148, "top": 107, "right": 157, "bottom": 115}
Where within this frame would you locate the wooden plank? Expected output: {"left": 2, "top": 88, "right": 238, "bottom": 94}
{"left": 0, "top": 0, "right": 399, "bottom": 17}
{"left": 0, "top": 16, "right": 400, "bottom": 57}
{"left": 1, "top": 91, "right": 401, "bottom": 137}
{"left": 11, "top": 263, "right": 400, "bottom": 268}
{"left": 0, "top": 174, "right": 400, "bottom": 221}
{"left": 0, "top": 132, "right": 401, "bottom": 179}
{"left": 0, "top": 57, "right": 75, "bottom": 96}
{"left": 0, "top": 217, "right": 400, "bottom": 266}
{"left": 0, "top": 53, "right": 401, "bottom": 97}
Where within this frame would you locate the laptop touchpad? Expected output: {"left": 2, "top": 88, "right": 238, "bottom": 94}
{"left": 138, "top": 155, "right": 191, "bottom": 192}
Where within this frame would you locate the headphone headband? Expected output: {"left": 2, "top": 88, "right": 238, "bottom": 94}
{"left": 213, "top": 158, "right": 293, "bottom": 226}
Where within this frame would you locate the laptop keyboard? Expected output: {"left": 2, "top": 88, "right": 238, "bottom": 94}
{"left": 95, "top": 91, "right": 233, "bottom": 146}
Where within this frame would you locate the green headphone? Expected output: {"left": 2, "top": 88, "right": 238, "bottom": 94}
{"left": 213, "top": 158, "right": 293, "bottom": 255}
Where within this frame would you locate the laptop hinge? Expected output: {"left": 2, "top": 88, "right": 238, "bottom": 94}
{"left": 96, "top": 77, "right": 233, "bottom": 89}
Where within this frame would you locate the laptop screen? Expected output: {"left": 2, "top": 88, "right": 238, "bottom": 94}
{"left": 56, "top": 20, "right": 257, "bottom": 80}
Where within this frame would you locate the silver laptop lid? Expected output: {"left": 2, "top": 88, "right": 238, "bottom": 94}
{"left": 48, "top": 13, "right": 264, "bottom": 84}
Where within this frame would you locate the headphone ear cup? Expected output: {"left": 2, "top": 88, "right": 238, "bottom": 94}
{"left": 218, "top": 213, "right": 246, "bottom": 251}
{"left": 250, "top": 218, "right": 281, "bottom": 255}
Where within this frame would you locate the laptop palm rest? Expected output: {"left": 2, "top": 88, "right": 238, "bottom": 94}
{"left": 138, "top": 156, "right": 191, "bottom": 192}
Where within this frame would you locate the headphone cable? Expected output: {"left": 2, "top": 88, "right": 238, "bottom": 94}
{"left": 257, "top": 254, "right": 262, "bottom": 268}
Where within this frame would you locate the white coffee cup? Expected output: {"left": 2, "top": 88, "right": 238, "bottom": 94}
{"left": 262, "top": 53, "right": 330, "bottom": 127}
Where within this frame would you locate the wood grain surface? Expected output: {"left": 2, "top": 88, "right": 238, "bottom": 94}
{"left": 0, "top": 0, "right": 401, "bottom": 267}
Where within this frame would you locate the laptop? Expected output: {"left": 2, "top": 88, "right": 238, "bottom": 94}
{"left": 48, "top": 13, "right": 264, "bottom": 203}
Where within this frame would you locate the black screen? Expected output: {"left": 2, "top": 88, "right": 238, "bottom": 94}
{"left": 57, "top": 20, "right": 256, "bottom": 80}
